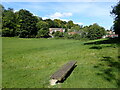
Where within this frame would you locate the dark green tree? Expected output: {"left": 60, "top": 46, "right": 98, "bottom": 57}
{"left": 44, "top": 19, "right": 55, "bottom": 28}
{"left": 53, "top": 31, "right": 63, "bottom": 38}
{"left": 67, "top": 20, "right": 74, "bottom": 29}
{"left": 0, "top": 4, "right": 5, "bottom": 13}
{"left": 111, "top": 1, "right": 120, "bottom": 38}
{"left": 72, "top": 34, "right": 81, "bottom": 40}
{"left": 36, "top": 21, "right": 49, "bottom": 38}
{"left": 2, "top": 8, "right": 17, "bottom": 37}
{"left": 86, "top": 23, "right": 106, "bottom": 40}
{"left": 53, "top": 19, "right": 62, "bottom": 28}
{"left": 0, "top": 4, "right": 5, "bottom": 36}
{"left": 36, "top": 29, "right": 49, "bottom": 38}
{"left": 70, "top": 25, "right": 81, "bottom": 32}
{"left": 15, "top": 9, "right": 38, "bottom": 37}
{"left": 36, "top": 21, "right": 49, "bottom": 30}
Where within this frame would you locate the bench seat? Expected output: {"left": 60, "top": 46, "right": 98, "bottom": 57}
{"left": 50, "top": 60, "right": 77, "bottom": 85}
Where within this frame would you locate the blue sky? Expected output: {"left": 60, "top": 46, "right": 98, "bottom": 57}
{"left": 2, "top": 1, "right": 118, "bottom": 30}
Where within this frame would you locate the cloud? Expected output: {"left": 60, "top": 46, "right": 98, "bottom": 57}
{"left": 60, "top": 19, "right": 69, "bottom": 22}
{"left": 74, "top": 22, "right": 83, "bottom": 25}
{"left": 50, "top": 12, "right": 72, "bottom": 19}
{"left": 13, "top": 10, "right": 19, "bottom": 12}
{"left": 42, "top": 12, "right": 72, "bottom": 20}
{"left": 42, "top": 17, "right": 50, "bottom": 20}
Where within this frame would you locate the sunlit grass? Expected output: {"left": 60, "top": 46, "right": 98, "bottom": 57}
{"left": 2, "top": 37, "right": 119, "bottom": 88}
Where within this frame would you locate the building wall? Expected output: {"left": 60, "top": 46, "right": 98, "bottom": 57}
{"left": 49, "top": 28, "right": 65, "bottom": 37}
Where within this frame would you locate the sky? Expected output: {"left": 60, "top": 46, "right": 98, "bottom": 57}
{"left": 2, "top": 1, "right": 118, "bottom": 30}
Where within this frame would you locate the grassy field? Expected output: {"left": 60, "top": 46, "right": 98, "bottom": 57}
{"left": 2, "top": 37, "right": 119, "bottom": 88}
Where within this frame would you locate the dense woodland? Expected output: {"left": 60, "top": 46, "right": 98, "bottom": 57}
{"left": 1, "top": 2, "right": 120, "bottom": 39}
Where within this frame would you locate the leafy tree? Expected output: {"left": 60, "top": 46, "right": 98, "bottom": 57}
{"left": 67, "top": 20, "right": 74, "bottom": 29}
{"left": 64, "top": 33, "right": 81, "bottom": 40}
{"left": 36, "top": 16, "right": 43, "bottom": 21}
{"left": 53, "top": 31, "right": 63, "bottom": 38}
{"left": 36, "top": 21, "right": 49, "bottom": 30}
{"left": 70, "top": 25, "right": 81, "bottom": 32}
{"left": 0, "top": 4, "right": 5, "bottom": 13}
{"left": 36, "top": 29, "right": 49, "bottom": 38}
{"left": 0, "top": 4, "right": 5, "bottom": 36}
{"left": 36, "top": 21, "right": 49, "bottom": 38}
{"left": 2, "top": 28, "right": 13, "bottom": 37}
{"left": 15, "top": 9, "right": 38, "bottom": 37}
{"left": 86, "top": 23, "right": 106, "bottom": 40}
{"left": 80, "top": 26, "right": 89, "bottom": 38}
{"left": 111, "top": 1, "right": 120, "bottom": 38}
{"left": 61, "top": 21, "right": 67, "bottom": 28}
{"left": 72, "top": 34, "right": 81, "bottom": 40}
{"left": 63, "top": 33, "right": 69, "bottom": 39}
{"left": 44, "top": 19, "right": 55, "bottom": 28}
{"left": 2, "top": 8, "right": 16, "bottom": 37}
{"left": 53, "top": 19, "right": 63, "bottom": 28}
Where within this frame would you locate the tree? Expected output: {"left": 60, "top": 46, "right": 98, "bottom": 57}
{"left": 70, "top": 25, "right": 81, "bottom": 32}
{"left": 36, "top": 29, "right": 49, "bottom": 38}
{"left": 0, "top": 4, "right": 5, "bottom": 36}
{"left": 2, "top": 8, "right": 17, "bottom": 37}
{"left": 80, "top": 26, "right": 89, "bottom": 38}
{"left": 86, "top": 23, "right": 106, "bottom": 40}
{"left": 36, "top": 21, "right": 49, "bottom": 38}
{"left": 36, "top": 21, "right": 49, "bottom": 30}
{"left": 111, "top": 1, "right": 120, "bottom": 38}
{"left": 0, "top": 4, "right": 5, "bottom": 13}
{"left": 53, "top": 31, "right": 63, "bottom": 38}
{"left": 53, "top": 19, "right": 63, "bottom": 28}
{"left": 67, "top": 20, "right": 74, "bottom": 29}
{"left": 44, "top": 19, "right": 55, "bottom": 28}
{"left": 15, "top": 9, "right": 38, "bottom": 37}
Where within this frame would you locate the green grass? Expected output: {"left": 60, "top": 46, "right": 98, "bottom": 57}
{"left": 0, "top": 37, "right": 2, "bottom": 88}
{"left": 2, "top": 37, "right": 119, "bottom": 88}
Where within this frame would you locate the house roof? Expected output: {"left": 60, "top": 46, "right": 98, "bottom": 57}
{"left": 68, "top": 32, "right": 78, "bottom": 35}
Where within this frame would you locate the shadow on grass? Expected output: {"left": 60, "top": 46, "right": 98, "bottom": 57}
{"left": 84, "top": 38, "right": 120, "bottom": 45}
{"left": 94, "top": 56, "right": 120, "bottom": 88}
{"left": 57, "top": 65, "right": 77, "bottom": 83}
{"left": 89, "top": 45, "right": 114, "bottom": 50}
{"left": 84, "top": 38, "right": 120, "bottom": 50}
{"left": 89, "top": 46, "right": 102, "bottom": 50}
{"left": 84, "top": 38, "right": 120, "bottom": 87}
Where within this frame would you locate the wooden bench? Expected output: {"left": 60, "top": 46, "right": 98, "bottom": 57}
{"left": 50, "top": 60, "right": 77, "bottom": 85}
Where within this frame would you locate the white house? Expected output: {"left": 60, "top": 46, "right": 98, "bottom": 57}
{"left": 49, "top": 28, "right": 65, "bottom": 37}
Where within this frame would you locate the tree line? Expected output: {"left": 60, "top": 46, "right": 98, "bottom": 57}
{"left": 1, "top": 4, "right": 110, "bottom": 40}
{"left": 111, "top": 1, "right": 120, "bottom": 38}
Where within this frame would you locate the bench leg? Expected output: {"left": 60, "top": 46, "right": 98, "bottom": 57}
{"left": 50, "top": 79, "right": 58, "bottom": 85}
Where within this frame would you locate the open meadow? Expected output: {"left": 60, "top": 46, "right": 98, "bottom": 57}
{"left": 2, "top": 37, "right": 120, "bottom": 88}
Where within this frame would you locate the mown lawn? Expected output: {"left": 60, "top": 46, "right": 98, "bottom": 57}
{"left": 2, "top": 37, "right": 119, "bottom": 88}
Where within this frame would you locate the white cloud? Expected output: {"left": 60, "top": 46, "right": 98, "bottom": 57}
{"left": 42, "top": 12, "right": 72, "bottom": 20}
{"left": 50, "top": 12, "right": 72, "bottom": 19}
{"left": 13, "top": 10, "right": 19, "bottom": 12}
{"left": 50, "top": 12, "right": 63, "bottom": 19}
{"left": 42, "top": 17, "right": 50, "bottom": 20}
{"left": 60, "top": 19, "right": 69, "bottom": 22}
{"left": 74, "top": 22, "right": 83, "bottom": 25}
